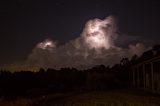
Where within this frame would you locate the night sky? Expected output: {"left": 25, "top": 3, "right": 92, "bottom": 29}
{"left": 1, "top": 0, "right": 160, "bottom": 64}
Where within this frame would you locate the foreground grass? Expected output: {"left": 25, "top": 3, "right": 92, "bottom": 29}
{"left": 1, "top": 89, "right": 160, "bottom": 106}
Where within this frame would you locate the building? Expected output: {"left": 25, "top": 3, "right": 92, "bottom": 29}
{"left": 132, "top": 45, "right": 160, "bottom": 92}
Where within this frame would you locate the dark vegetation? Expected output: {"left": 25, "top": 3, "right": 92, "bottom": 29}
{"left": 0, "top": 44, "right": 160, "bottom": 100}
{"left": 0, "top": 62, "right": 132, "bottom": 99}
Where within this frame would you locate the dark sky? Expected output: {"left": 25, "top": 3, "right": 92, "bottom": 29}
{"left": 0, "top": 0, "right": 160, "bottom": 64}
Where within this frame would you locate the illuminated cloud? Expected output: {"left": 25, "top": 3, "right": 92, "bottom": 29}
{"left": 27, "top": 15, "right": 147, "bottom": 69}
{"left": 37, "top": 39, "right": 57, "bottom": 50}
{"left": 82, "top": 16, "right": 117, "bottom": 50}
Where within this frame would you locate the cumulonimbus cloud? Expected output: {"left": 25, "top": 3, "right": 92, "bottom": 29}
{"left": 26, "top": 15, "right": 147, "bottom": 69}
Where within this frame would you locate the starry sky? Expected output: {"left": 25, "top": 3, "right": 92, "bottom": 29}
{"left": 1, "top": 0, "right": 160, "bottom": 64}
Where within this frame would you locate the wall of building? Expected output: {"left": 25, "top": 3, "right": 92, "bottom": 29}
{"left": 132, "top": 57, "right": 160, "bottom": 93}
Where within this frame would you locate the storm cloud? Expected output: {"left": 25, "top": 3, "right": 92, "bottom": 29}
{"left": 27, "top": 15, "right": 147, "bottom": 69}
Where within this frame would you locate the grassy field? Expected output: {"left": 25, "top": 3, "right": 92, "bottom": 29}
{"left": 1, "top": 89, "right": 160, "bottom": 106}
